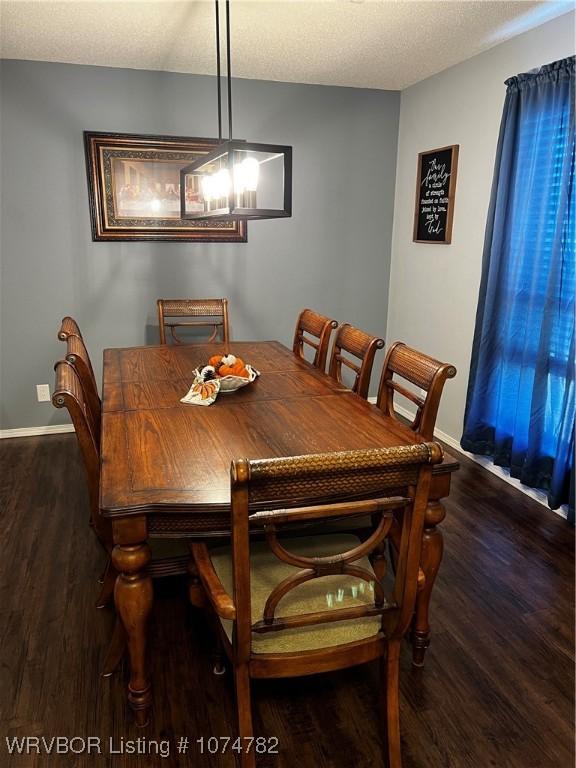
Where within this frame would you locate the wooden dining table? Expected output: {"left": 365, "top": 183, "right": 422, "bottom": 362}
{"left": 100, "top": 340, "right": 458, "bottom": 725}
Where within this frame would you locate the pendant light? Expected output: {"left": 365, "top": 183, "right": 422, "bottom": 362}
{"left": 180, "top": 0, "right": 292, "bottom": 221}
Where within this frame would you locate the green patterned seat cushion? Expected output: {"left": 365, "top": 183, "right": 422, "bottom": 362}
{"left": 210, "top": 534, "right": 382, "bottom": 654}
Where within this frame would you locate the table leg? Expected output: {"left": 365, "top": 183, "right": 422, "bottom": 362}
{"left": 111, "top": 518, "right": 153, "bottom": 726}
{"left": 411, "top": 499, "right": 446, "bottom": 666}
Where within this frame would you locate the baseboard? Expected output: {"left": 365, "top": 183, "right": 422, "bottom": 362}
{"left": 0, "top": 424, "right": 75, "bottom": 439}
{"left": 367, "top": 398, "right": 567, "bottom": 519}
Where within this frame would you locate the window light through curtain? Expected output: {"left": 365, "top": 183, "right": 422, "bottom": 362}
{"left": 461, "top": 57, "right": 575, "bottom": 520}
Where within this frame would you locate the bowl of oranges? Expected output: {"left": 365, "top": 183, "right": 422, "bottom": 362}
{"left": 195, "top": 353, "right": 259, "bottom": 394}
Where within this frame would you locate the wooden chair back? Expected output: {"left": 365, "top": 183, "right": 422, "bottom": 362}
{"left": 229, "top": 443, "right": 442, "bottom": 659}
{"left": 58, "top": 316, "right": 83, "bottom": 342}
{"left": 52, "top": 360, "right": 110, "bottom": 547}
{"left": 292, "top": 309, "right": 338, "bottom": 370}
{"left": 328, "top": 323, "right": 384, "bottom": 399}
{"left": 64, "top": 334, "right": 101, "bottom": 439}
{"left": 57, "top": 317, "right": 100, "bottom": 434}
{"left": 157, "top": 298, "right": 230, "bottom": 344}
{"left": 377, "top": 342, "right": 456, "bottom": 440}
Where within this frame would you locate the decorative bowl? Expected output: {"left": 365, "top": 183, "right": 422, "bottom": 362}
{"left": 218, "top": 365, "right": 259, "bottom": 393}
{"left": 193, "top": 364, "right": 259, "bottom": 394}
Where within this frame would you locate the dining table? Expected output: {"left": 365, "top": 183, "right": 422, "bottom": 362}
{"left": 99, "top": 340, "right": 458, "bottom": 725}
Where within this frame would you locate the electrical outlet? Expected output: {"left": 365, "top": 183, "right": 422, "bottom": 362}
{"left": 36, "top": 384, "right": 51, "bottom": 402}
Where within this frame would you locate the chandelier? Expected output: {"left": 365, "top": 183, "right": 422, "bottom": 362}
{"left": 180, "top": 0, "right": 292, "bottom": 221}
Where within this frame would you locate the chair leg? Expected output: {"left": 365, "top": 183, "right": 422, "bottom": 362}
{"left": 202, "top": 603, "right": 227, "bottom": 675}
{"left": 381, "top": 640, "right": 402, "bottom": 768}
{"left": 211, "top": 633, "right": 226, "bottom": 676}
{"left": 234, "top": 663, "right": 256, "bottom": 768}
{"left": 188, "top": 557, "right": 207, "bottom": 609}
{"left": 96, "top": 558, "right": 117, "bottom": 609}
{"left": 101, "top": 617, "right": 126, "bottom": 677}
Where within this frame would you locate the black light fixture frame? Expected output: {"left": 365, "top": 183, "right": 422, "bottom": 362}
{"left": 180, "top": 0, "right": 292, "bottom": 221}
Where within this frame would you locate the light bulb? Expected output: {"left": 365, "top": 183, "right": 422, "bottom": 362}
{"left": 242, "top": 157, "right": 259, "bottom": 192}
{"left": 213, "top": 168, "right": 231, "bottom": 199}
{"left": 233, "top": 158, "right": 259, "bottom": 194}
{"left": 233, "top": 162, "right": 246, "bottom": 194}
{"left": 201, "top": 175, "right": 213, "bottom": 202}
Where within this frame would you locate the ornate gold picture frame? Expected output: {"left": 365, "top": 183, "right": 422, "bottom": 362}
{"left": 84, "top": 131, "right": 247, "bottom": 242}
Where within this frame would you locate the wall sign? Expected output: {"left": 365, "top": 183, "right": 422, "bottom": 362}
{"left": 413, "top": 145, "right": 459, "bottom": 244}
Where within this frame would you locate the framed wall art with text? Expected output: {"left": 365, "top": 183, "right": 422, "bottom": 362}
{"left": 413, "top": 145, "right": 459, "bottom": 244}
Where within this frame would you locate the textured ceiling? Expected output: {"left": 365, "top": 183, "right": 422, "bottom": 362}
{"left": 1, "top": 1, "right": 573, "bottom": 90}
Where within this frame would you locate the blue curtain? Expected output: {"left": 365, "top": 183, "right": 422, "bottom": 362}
{"left": 461, "top": 57, "right": 575, "bottom": 519}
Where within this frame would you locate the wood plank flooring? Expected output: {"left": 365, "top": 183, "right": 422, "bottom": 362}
{"left": 0, "top": 434, "right": 573, "bottom": 767}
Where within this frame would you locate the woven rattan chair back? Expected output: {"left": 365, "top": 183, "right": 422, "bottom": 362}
{"left": 292, "top": 308, "right": 338, "bottom": 370}
{"left": 328, "top": 323, "right": 384, "bottom": 399}
{"left": 376, "top": 342, "right": 456, "bottom": 440}
{"left": 157, "top": 298, "right": 229, "bottom": 344}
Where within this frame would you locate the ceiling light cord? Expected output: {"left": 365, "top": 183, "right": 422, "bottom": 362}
{"left": 215, "top": 0, "right": 222, "bottom": 142}
{"left": 225, "top": 0, "right": 233, "bottom": 141}
{"left": 214, "top": 0, "right": 233, "bottom": 142}
{"left": 179, "top": 0, "right": 292, "bottom": 220}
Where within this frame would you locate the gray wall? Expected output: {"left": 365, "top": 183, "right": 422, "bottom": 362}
{"left": 0, "top": 60, "right": 399, "bottom": 429}
{"left": 387, "top": 12, "right": 575, "bottom": 443}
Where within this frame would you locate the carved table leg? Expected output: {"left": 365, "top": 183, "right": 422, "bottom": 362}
{"left": 411, "top": 500, "right": 446, "bottom": 666}
{"left": 111, "top": 517, "right": 153, "bottom": 726}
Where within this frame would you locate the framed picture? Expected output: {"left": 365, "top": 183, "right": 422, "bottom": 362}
{"left": 84, "top": 131, "right": 247, "bottom": 242}
{"left": 413, "top": 144, "right": 459, "bottom": 244}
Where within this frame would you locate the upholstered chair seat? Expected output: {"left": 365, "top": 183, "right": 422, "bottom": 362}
{"left": 210, "top": 534, "right": 382, "bottom": 654}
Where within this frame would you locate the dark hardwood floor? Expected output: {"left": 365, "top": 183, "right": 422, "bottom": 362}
{"left": 0, "top": 434, "right": 573, "bottom": 767}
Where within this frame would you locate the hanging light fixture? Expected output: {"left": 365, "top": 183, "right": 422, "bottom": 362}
{"left": 180, "top": 0, "right": 292, "bottom": 221}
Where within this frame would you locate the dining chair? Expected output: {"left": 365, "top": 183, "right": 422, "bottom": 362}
{"left": 292, "top": 308, "right": 338, "bottom": 370}
{"left": 58, "top": 319, "right": 101, "bottom": 441}
{"left": 190, "top": 442, "right": 443, "bottom": 768}
{"left": 376, "top": 343, "right": 456, "bottom": 634}
{"left": 328, "top": 323, "right": 384, "bottom": 399}
{"left": 52, "top": 359, "right": 189, "bottom": 674}
{"left": 53, "top": 359, "right": 109, "bottom": 548}
{"left": 376, "top": 342, "right": 457, "bottom": 440}
{"left": 157, "top": 298, "right": 230, "bottom": 344}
